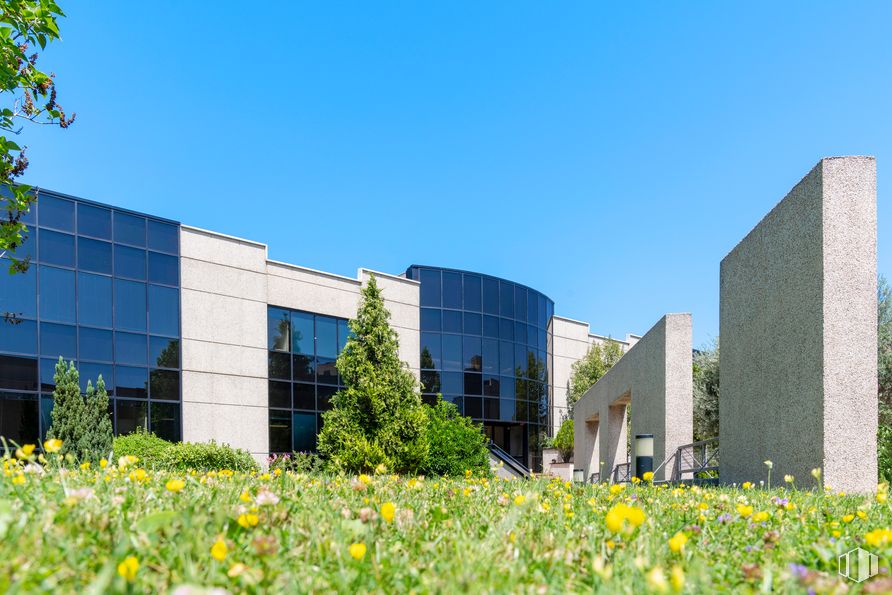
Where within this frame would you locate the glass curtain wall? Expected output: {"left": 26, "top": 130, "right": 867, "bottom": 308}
{"left": 0, "top": 190, "right": 182, "bottom": 444}
{"left": 405, "top": 266, "right": 554, "bottom": 472}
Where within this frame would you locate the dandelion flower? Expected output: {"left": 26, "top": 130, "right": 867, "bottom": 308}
{"left": 349, "top": 542, "right": 367, "bottom": 560}
{"left": 237, "top": 513, "right": 259, "bottom": 529}
{"left": 381, "top": 502, "right": 396, "bottom": 523}
{"left": 643, "top": 471, "right": 654, "bottom": 482}
{"left": 166, "top": 479, "right": 185, "bottom": 493}
{"left": 43, "top": 438, "right": 62, "bottom": 453}
{"left": 668, "top": 531, "right": 688, "bottom": 553}
{"left": 211, "top": 538, "right": 228, "bottom": 561}
{"left": 514, "top": 494, "right": 526, "bottom": 506}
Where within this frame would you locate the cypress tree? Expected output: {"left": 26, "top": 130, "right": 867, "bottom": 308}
{"left": 78, "top": 376, "right": 114, "bottom": 461}
{"left": 318, "top": 275, "right": 429, "bottom": 474}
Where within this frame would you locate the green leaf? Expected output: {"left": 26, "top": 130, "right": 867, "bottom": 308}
{"left": 135, "top": 510, "right": 179, "bottom": 533}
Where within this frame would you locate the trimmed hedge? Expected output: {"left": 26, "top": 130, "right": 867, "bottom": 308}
{"left": 112, "top": 430, "right": 258, "bottom": 472}
{"left": 112, "top": 428, "right": 173, "bottom": 465}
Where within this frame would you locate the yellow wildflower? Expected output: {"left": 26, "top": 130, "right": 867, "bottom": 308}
{"left": 610, "top": 484, "right": 625, "bottom": 495}
{"left": 668, "top": 531, "right": 688, "bottom": 553}
{"left": 514, "top": 494, "right": 526, "bottom": 506}
{"left": 670, "top": 565, "right": 685, "bottom": 592}
{"left": 784, "top": 474, "right": 794, "bottom": 484}
{"left": 227, "top": 563, "right": 247, "bottom": 578}
{"left": 646, "top": 566, "right": 668, "bottom": 593}
{"left": 349, "top": 542, "right": 367, "bottom": 560}
{"left": 211, "top": 538, "right": 228, "bottom": 561}
{"left": 240, "top": 490, "right": 252, "bottom": 503}
{"left": 864, "top": 528, "right": 892, "bottom": 548}
{"left": 737, "top": 504, "right": 754, "bottom": 518}
{"left": 358, "top": 474, "right": 371, "bottom": 484}
{"left": 237, "top": 513, "right": 259, "bottom": 529}
{"left": 381, "top": 502, "right": 396, "bottom": 523}
{"left": 741, "top": 482, "right": 753, "bottom": 490}
{"left": 752, "top": 511, "right": 770, "bottom": 523}
{"left": 117, "top": 556, "right": 139, "bottom": 582}
{"left": 643, "top": 471, "right": 654, "bottom": 482}
{"left": 99, "top": 458, "right": 108, "bottom": 469}
{"left": 166, "top": 479, "right": 185, "bottom": 493}
{"left": 15, "top": 444, "right": 35, "bottom": 459}
{"left": 43, "top": 438, "right": 62, "bottom": 453}
{"left": 12, "top": 473, "right": 25, "bottom": 486}
{"left": 80, "top": 461, "right": 91, "bottom": 470}
{"left": 842, "top": 514, "right": 855, "bottom": 523}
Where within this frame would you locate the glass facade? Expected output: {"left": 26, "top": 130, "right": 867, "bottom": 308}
{"left": 267, "top": 306, "right": 351, "bottom": 454}
{"left": 405, "top": 266, "right": 554, "bottom": 472}
{"left": 0, "top": 190, "right": 182, "bottom": 444}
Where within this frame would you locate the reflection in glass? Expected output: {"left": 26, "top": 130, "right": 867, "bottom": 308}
{"left": 442, "top": 271, "right": 461, "bottom": 309}
{"left": 269, "top": 410, "right": 291, "bottom": 453}
{"left": 115, "top": 279, "right": 146, "bottom": 331}
{"left": 115, "top": 244, "right": 146, "bottom": 280}
{"left": 149, "top": 336, "right": 179, "bottom": 368}
{"left": 0, "top": 266, "right": 36, "bottom": 319}
{"left": 316, "top": 316, "right": 337, "bottom": 359}
{"left": 147, "top": 220, "right": 178, "bottom": 254}
{"left": 463, "top": 274, "right": 481, "bottom": 311}
{"left": 78, "top": 273, "right": 112, "bottom": 327}
{"left": 293, "top": 412, "right": 316, "bottom": 452}
{"left": 268, "top": 307, "right": 290, "bottom": 351}
{"left": 114, "top": 212, "right": 146, "bottom": 247}
{"left": 291, "top": 312, "right": 313, "bottom": 355}
{"left": 77, "top": 237, "right": 113, "bottom": 274}
{"left": 0, "top": 355, "right": 38, "bottom": 391}
{"left": 0, "top": 319, "right": 36, "bottom": 354}
{"left": 39, "top": 266, "right": 75, "bottom": 323}
{"left": 148, "top": 285, "right": 178, "bottom": 336}
{"left": 79, "top": 327, "right": 113, "bottom": 362}
{"left": 38, "top": 230, "right": 75, "bottom": 267}
{"left": 149, "top": 369, "right": 180, "bottom": 400}
{"left": 115, "top": 399, "right": 148, "bottom": 435}
{"left": 150, "top": 401, "right": 180, "bottom": 442}
{"left": 39, "top": 195, "right": 75, "bottom": 231}
{"left": 40, "top": 323, "right": 76, "bottom": 358}
{"left": 0, "top": 393, "right": 39, "bottom": 445}
{"left": 78, "top": 203, "right": 112, "bottom": 239}
{"left": 116, "top": 366, "right": 148, "bottom": 398}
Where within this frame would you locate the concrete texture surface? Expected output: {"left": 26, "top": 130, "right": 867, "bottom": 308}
{"left": 573, "top": 313, "right": 693, "bottom": 481}
{"left": 720, "top": 156, "right": 877, "bottom": 493}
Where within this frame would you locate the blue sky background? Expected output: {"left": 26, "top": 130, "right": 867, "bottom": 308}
{"left": 19, "top": 1, "right": 892, "bottom": 346}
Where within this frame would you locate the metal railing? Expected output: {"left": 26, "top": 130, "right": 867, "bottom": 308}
{"left": 488, "top": 441, "right": 530, "bottom": 478}
{"left": 589, "top": 472, "right": 600, "bottom": 483}
{"left": 653, "top": 437, "right": 720, "bottom": 483}
{"left": 612, "top": 462, "right": 631, "bottom": 483}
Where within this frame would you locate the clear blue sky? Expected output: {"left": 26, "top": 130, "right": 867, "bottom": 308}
{"left": 19, "top": 1, "right": 892, "bottom": 346}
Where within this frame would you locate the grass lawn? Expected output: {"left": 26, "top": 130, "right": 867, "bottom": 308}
{"left": 2, "top": 453, "right": 891, "bottom": 593}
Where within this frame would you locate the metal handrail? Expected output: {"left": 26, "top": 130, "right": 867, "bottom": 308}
{"left": 488, "top": 441, "right": 530, "bottom": 478}
{"left": 589, "top": 472, "right": 600, "bottom": 483}
{"left": 612, "top": 462, "right": 631, "bottom": 483}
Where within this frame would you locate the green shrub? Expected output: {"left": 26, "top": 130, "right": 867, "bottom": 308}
{"left": 113, "top": 428, "right": 173, "bottom": 465}
{"left": 879, "top": 423, "right": 892, "bottom": 483}
{"left": 159, "top": 440, "right": 258, "bottom": 472}
{"left": 552, "top": 418, "right": 574, "bottom": 463}
{"left": 46, "top": 358, "right": 113, "bottom": 463}
{"left": 268, "top": 451, "right": 326, "bottom": 474}
{"left": 421, "top": 398, "right": 490, "bottom": 477}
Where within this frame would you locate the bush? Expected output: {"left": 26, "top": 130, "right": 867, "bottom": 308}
{"left": 46, "top": 358, "right": 113, "bottom": 463}
{"left": 552, "top": 418, "right": 574, "bottom": 463}
{"left": 159, "top": 440, "right": 258, "bottom": 472}
{"left": 268, "top": 451, "right": 325, "bottom": 474}
{"left": 879, "top": 423, "right": 892, "bottom": 483}
{"left": 113, "top": 428, "right": 173, "bottom": 465}
{"left": 421, "top": 398, "right": 490, "bottom": 477}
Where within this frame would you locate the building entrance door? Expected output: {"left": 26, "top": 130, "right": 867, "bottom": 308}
{"left": 484, "top": 422, "right": 527, "bottom": 467}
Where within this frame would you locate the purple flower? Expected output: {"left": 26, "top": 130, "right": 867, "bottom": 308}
{"left": 788, "top": 563, "right": 809, "bottom": 579}
{"left": 717, "top": 513, "right": 732, "bottom": 523}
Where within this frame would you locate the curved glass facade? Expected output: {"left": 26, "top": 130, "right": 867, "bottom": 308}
{"left": 405, "top": 266, "right": 553, "bottom": 471}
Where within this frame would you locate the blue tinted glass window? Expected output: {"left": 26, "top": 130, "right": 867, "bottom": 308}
{"left": 538, "top": 328, "right": 547, "bottom": 351}
{"left": 441, "top": 371, "right": 462, "bottom": 395}
{"left": 317, "top": 385, "right": 336, "bottom": 411}
{"left": 150, "top": 336, "right": 179, "bottom": 368}
{"left": 527, "top": 324, "right": 536, "bottom": 346}
{"left": 293, "top": 382, "right": 314, "bottom": 410}
{"left": 116, "top": 398, "right": 147, "bottom": 433}
{"left": 39, "top": 357, "right": 58, "bottom": 392}
{"left": 268, "top": 307, "right": 290, "bottom": 351}
{"left": 501, "top": 376, "right": 516, "bottom": 398}
{"left": 79, "top": 362, "right": 113, "bottom": 393}
{"left": 291, "top": 311, "right": 314, "bottom": 355}
{"left": 546, "top": 300, "right": 554, "bottom": 324}
{"left": 116, "top": 366, "right": 148, "bottom": 398}
{"left": 442, "top": 272, "right": 462, "bottom": 309}
{"left": 0, "top": 355, "right": 37, "bottom": 391}
{"left": 464, "top": 373, "right": 482, "bottom": 395}
{"left": 292, "top": 354, "right": 314, "bottom": 382}
{"left": 527, "top": 294, "right": 538, "bottom": 326}
{"left": 79, "top": 327, "right": 113, "bottom": 362}
{"left": 40, "top": 322, "right": 76, "bottom": 358}
{"left": 115, "top": 280, "right": 146, "bottom": 331}
{"left": 77, "top": 237, "right": 112, "bottom": 274}
{"left": 20, "top": 197, "right": 36, "bottom": 225}
{"left": 148, "top": 285, "right": 178, "bottom": 336}
{"left": 420, "top": 332, "right": 441, "bottom": 370}
{"left": 39, "top": 395, "right": 52, "bottom": 436}
{"left": 483, "top": 315, "right": 499, "bottom": 338}
{"left": 148, "top": 252, "right": 178, "bottom": 285}
{"left": 500, "top": 397, "right": 516, "bottom": 422}
{"left": 149, "top": 369, "right": 179, "bottom": 400}
{"left": 483, "top": 339, "right": 499, "bottom": 374}
{"left": 77, "top": 203, "right": 111, "bottom": 239}
{"left": 538, "top": 294, "right": 547, "bottom": 328}
{"left": 463, "top": 336, "right": 481, "bottom": 371}
{"left": 316, "top": 357, "right": 337, "bottom": 385}
{"left": 268, "top": 352, "right": 290, "bottom": 380}
{"left": 150, "top": 401, "right": 180, "bottom": 442}
{"left": 338, "top": 319, "right": 350, "bottom": 353}
{"left": 514, "top": 286, "right": 527, "bottom": 322}
{"left": 316, "top": 316, "right": 337, "bottom": 359}
{"left": 463, "top": 274, "right": 481, "bottom": 311}
{"left": 515, "top": 321, "right": 527, "bottom": 344}
{"left": 442, "top": 334, "right": 462, "bottom": 371}
{"left": 500, "top": 318, "right": 514, "bottom": 341}
{"left": 515, "top": 344, "right": 527, "bottom": 377}
{"left": 482, "top": 278, "right": 499, "bottom": 315}
{"left": 147, "top": 220, "right": 178, "bottom": 254}
{"left": 500, "top": 281, "right": 515, "bottom": 317}
{"left": 114, "top": 212, "right": 146, "bottom": 247}
{"left": 115, "top": 244, "right": 146, "bottom": 280}
{"left": 39, "top": 266, "right": 75, "bottom": 323}
{"left": 499, "top": 342, "right": 514, "bottom": 375}
{"left": 0, "top": 393, "right": 38, "bottom": 444}
{"left": 2, "top": 228, "right": 34, "bottom": 262}
{"left": 419, "top": 268, "right": 441, "bottom": 307}
{"left": 269, "top": 380, "right": 291, "bottom": 408}
{"left": 269, "top": 410, "right": 291, "bottom": 452}
{"left": 77, "top": 273, "right": 112, "bottom": 327}
{"left": 0, "top": 319, "right": 36, "bottom": 354}
{"left": 39, "top": 195, "right": 75, "bottom": 231}
{"left": 442, "top": 310, "right": 462, "bottom": 333}
{"left": 115, "top": 332, "right": 147, "bottom": 365}
{"left": 0, "top": 267, "right": 36, "bottom": 319}
{"left": 293, "top": 412, "right": 316, "bottom": 452}
{"left": 38, "top": 230, "right": 75, "bottom": 267}
{"left": 420, "top": 308, "right": 440, "bottom": 331}
{"left": 463, "top": 312, "right": 481, "bottom": 335}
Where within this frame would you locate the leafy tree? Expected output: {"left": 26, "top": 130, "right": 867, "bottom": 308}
{"left": 0, "top": 1, "right": 75, "bottom": 275}
{"left": 879, "top": 276, "right": 892, "bottom": 425}
{"left": 77, "top": 376, "right": 113, "bottom": 461}
{"left": 45, "top": 358, "right": 83, "bottom": 456}
{"left": 551, "top": 418, "right": 574, "bottom": 463}
{"left": 566, "top": 339, "right": 624, "bottom": 415}
{"left": 421, "top": 397, "right": 489, "bottom": 477}
{"left": 317, "top": 275, "right": 429, "bottom": 474}
{"left": 693, "top": 340, "right": 720, "bottom": 441}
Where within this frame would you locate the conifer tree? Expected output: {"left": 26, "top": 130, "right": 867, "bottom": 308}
{"left": 46, "top": 358, "right": 84, "bottom": 457}
{"left": 318, "top": 275, "right": 429, "bottom": 473}
{"left": 77, "top": 376, "right": 113, "bottom": 461}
